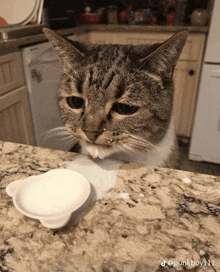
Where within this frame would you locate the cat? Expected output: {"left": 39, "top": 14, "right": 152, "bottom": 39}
{"left": 43, "top": 28, "right": 188, "bottom": 169}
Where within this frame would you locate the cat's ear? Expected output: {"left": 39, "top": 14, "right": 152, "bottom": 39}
{"left": 139, "top": 31, "right": 188, "bottom": 75}
{"left": 43, "top": 28, "right": 84, "bottom": 72}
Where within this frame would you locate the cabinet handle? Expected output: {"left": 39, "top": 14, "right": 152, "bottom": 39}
{"left": 189, "top": 69, "right": 195, "bottom": 76}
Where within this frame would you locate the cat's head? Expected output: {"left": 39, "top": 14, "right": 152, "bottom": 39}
{"left": 44, "top": 29, "right": 187, "bottom": 159}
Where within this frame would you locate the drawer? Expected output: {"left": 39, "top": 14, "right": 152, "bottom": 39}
{"left": 112, "top": 32, "right": 206, "bottom": 61}
{"left": 0, "top": 51, "right": 25, "bottom": 96}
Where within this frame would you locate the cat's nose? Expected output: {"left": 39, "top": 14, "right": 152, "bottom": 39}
{"left": 84, "top": 130, "right": 103, "bottom": 142}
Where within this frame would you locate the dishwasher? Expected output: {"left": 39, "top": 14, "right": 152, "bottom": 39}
{"left": 22, "top": 35, "right": 75, "bottom": 151}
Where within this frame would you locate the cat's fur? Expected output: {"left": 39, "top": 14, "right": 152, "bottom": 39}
{"left": 43, "top": 28, "right": 188, "bottom": 168}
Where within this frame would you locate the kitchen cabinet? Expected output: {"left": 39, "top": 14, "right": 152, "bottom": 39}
{"left": 76, "top": 31, "right": 206, "bottom": 138}
{"left": 0, "top": 52, "right": 24, "bottom": 97}
{"left": 0, "top": 52, "right": 35, "bottom": 145}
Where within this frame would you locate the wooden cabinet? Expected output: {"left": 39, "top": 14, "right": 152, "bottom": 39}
{"left": 0, "top": 52, "right": 24, "bottom": 97}
{"left": 76, "top": 30, "right": 206, "bottom": 138}
{"left": 173, "top": 61, "right": 199, "bottom": 137}
{"left": 0, "top": 52, "right": 35, "bottom": 145}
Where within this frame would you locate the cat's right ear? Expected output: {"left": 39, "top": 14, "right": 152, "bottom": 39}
{"left": 43, "top": 28, "right": 84, "bottom": 72}
{"left": 139, "top": 31, "right": 188, "bottom": 76}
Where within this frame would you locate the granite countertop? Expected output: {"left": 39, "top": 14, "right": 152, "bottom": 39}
{"left": 0, "top": 24, "right": 209, "bottom": 55}
{"left": 0, "top": 26, "right": 76, "bottom": 55}
{"left": 0, "top": 140, "right": 220, "bottom": 272}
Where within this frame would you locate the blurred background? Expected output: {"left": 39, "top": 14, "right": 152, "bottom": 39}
{"left": 42, "top": 0, "right": 212, "bottom": 29}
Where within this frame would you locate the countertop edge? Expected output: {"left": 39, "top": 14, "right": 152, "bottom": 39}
{"left": 0, "top": 24, "right": 209, "bottom": 55}
{"left": 72, "top": 24, "right": 209, "bottom": 34}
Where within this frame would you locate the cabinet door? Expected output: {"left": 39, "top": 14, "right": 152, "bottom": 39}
{"left": 113, "top": 32, "right": 205, "bottom": 61}
{"left": 75, "top": 33, "right": 90, "bottom": 43}
{"left": 89, "top": 32, "right": 114, "bottom": 44}
{"left": 173, "top": 61, "right": 198, "bottom": 137}
{"left": 114, "top": 32, "right": 169, "bottom": 45}
{"left": 0, "top": 86, "right": 35, "bottom": 145}
{"left": 0, "top": 52, "right": 24, "bottom": 96}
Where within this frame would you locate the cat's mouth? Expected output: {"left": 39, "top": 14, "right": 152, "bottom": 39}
{"left": 86, "top": 141, "right": 111, "bottom": 147}
{"left": 85, "top": 141, "right": 113, "bottom": 151}
{"left": 82, "top": 140, "right": 117, "bottom": 159}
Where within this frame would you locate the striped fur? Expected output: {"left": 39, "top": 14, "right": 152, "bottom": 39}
{"left": 44, "top": 29, "right": 188, "bottom": 168}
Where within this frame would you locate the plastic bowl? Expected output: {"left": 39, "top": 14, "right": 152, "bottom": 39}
{"left": 6, "top": 169, "right": 91, "bottom": 229}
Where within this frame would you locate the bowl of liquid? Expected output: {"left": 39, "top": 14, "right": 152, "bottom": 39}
{"left": 6, "top": 169, "right": 91, "bottom": 229}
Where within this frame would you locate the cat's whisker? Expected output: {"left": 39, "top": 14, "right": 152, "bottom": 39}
{"left": 41, "top": 136, "right": 77, "bottom": 150}
{"left": 125, "top": 58, "right": 150, "bottom": 83}
{"left": 40, "top": 62, "right": 79, "bottom": 82}
{"left": 44, "top": 126, "right": 80, "bottom": 148}
{"left": 46, "top": 126, "right": 68, "bottom": 132}
{"left": 60, "top": 57, "right": 82, "bottom": 81}
{"left": 117, "top": 139, "right": 150, "bottom": 156}
{"left": 40, "top": 63, "right": 65, "bottom": 74}
{"left": 117, "top": 145, "right": 130, "bottom": 155}
{"left": 44, "top": 127, "right": 74, "bottom": 145}
{"left": 133, "top": 138, "right": 159, "bottom": 151}
{"left": 118, "top": 143, "right": 136, "bottom": 155}
{"left": 58, "top": 131, "right": 72, "bottom": 136}
{"left": 49, "top": 133, "right": 78, "bottom": 146}
{"left": 58, "top": 136, "right": 75, "bottom": 143}
{"left": 61, "top": 138, "right": 78, "bottom": 145}
{"left": 43, "top": 80, "right": 62, "bottom": 84}
{"left": 65, "top": 71, "right": 77, "bottom": 82}
{"left": 129, "top": 136, "right": 154, "bottom": 146}
{"left": 45, "top": 126, "right": 70, "bottom": 137}
{"left": 60, "top": 56, "right": 73, "bottom": 71}
{"left": 129, "top": 141, "right": 153, "bottom": 152}
{"left": 53, "top": 139, "right": 78, "bottom": 149}
{"left": 123, "top": 133, "right": 161, "bottom": 153}
{"left": 158, "top": 126, "right": 168, "bottom": 132}
{"left": 125, "top": 80, "right": 148, "bottom": 89}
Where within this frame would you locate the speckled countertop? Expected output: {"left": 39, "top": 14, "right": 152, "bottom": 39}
{"left": 0, "top": 140, "right": 220, "bottom": 272}
{"left": 0, "top": 24, "right": 208, "bottom": 55}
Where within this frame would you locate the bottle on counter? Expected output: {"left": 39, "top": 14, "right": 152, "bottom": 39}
{"left": 166, "top": 8, "right": 175, "bottom": 26}
{"left": 174, "top": 0, "right": 187, "bottom": 25}
{"left": 108, "top": 6, "right": 118, "bottom": 24}
{"left": 119, "top": 9, "right": 128, "bottom": 23}
{"left": 190, "top": 8, "right": 208, "bottom": 26}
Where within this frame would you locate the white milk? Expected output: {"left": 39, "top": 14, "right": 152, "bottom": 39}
{"left": 19, "top": 170, "right": 87, "bottom": 216}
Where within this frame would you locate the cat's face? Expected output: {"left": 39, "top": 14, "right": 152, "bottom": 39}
{"left": 44, "top": 29, "right": 187, "bottom": 159}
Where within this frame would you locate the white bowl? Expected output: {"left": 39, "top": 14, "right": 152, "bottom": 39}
{"left": 6, "top": 169, "right": 91, "bottom": 229}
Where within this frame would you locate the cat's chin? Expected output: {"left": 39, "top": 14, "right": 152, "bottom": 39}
{"left": 81, "top": 141, "right": 118, "bottom": 159}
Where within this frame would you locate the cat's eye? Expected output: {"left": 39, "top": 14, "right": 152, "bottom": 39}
{"left": 67, "top": 96, "right": 84, "bottom": 109}
{"left": 112, "top": 103, "right": 139, "bottom": 115}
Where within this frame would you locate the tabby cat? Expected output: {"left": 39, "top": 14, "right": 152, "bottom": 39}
{"left": 43, "top": 28, "right": 188, "bottom": 168}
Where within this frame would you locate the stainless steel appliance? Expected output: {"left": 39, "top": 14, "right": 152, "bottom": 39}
{"left": 22, "top": 36, "right": 75, "bottom": 151}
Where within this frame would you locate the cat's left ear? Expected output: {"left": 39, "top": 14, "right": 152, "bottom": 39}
{"left": 43, "top": 28, "right": 84, "bottom": 72}
{"left": 140, "top": 31, "right": 188, "bottom": 75}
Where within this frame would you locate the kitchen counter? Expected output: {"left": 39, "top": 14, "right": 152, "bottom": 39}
{"left": 0, "top": 24, "right": 209, "bottom": 55}
{"left": 0, "top": 26, "right": 75, "bottom": 55}
{"left": 0, "top": 140, "right": 220, "bottom": 272}
{"left": 72, "top": 24, "right": 209, "bottom": 34}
